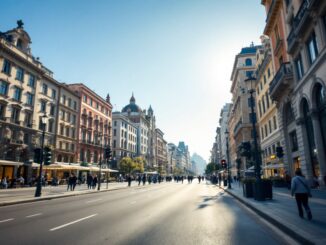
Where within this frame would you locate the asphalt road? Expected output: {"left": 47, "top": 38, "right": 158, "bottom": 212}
{"left": 0, "top": 182, "right": 295, "bottom": 245}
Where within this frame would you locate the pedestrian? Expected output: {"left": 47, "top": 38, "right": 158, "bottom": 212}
{"left": 71, "top": 173, "right": 77, "bottom": 191}
{"left": 87, "top": 175, "right": 93, "bottom": 189}
{"left": 198, "top": 176, "right": 201, "bottom": 183}
{"left": 127, "top": 174, "right": 132, "bottom": 187}
{"left": 142, "top": 174, "right": 146, "bottom": 185}
{"left": 67, "top": 175, "right": 72, "bottom": 191}
{"left": 291, "top": 168, "right": 312, "bottom": 220}
{"left": 92, "top": 175, "right": 98, "bottom": 189}
{"left": 137, "top": 175, "right": 141, "bottom": 186}
{"left": 2, "top": 177, "right": 8, "bottom": 189}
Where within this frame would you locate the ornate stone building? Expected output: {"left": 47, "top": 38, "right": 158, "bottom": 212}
{"left": 68, "top": 84, "right": 112, "bottom": 166}
{"left": 228, "top": 44, "right": 261, "bottom": 176}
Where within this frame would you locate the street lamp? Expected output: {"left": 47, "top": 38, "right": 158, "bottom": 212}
{"left": 244, "top": 75, "right": 261, "bottom": 182}
{"left": 35, "top": 113, "right": 47, "bottom": 197}
{"left": 225, "top": 130, "right": 231, "bottom": 189}
{"left": 98, "top": 133, "right": 103, "bottom": 191}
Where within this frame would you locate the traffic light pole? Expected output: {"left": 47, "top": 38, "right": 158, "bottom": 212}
{"left": 35, "top": 121, "right": 46, "bottom": 197}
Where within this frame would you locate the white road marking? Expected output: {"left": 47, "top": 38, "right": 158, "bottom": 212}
{"left": 0, "top": 218, "right": 14, "bottom": 223}
{"left": 85, "top": 199, "right": 102, "bottom": 204}
{"left": 26, "top": 213, "right": 42, "bottom": 218}
{"left": 49, "top": 214, "right": 97, "bottom": 231}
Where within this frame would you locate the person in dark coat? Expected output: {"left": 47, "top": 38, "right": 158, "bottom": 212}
{"left": 92, "top": 175, "right": 98, "bottom": 189}
{"left": 71, "top": 173, "right": 77, "bottom": 191}
{"left": 127, "top": 175, "right": 132, "bottom": 187}
{"left": 137, "top": 175, "right": 142, "bottom": 186}
{"left": 87, "top": 175, "right": 93, "bottom": 189}
{"left": 142, "top": 174, "right": 146, "bottom": 185}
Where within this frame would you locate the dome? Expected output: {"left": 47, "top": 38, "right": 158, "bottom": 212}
{"left": 122, "top": 93, "right": 142, "bottom": 113}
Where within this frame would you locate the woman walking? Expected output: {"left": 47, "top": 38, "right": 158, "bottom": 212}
{"left": 291, "top": 168, "right": 312, "bottom": 220}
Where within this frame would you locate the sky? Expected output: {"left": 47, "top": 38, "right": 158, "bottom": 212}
{"left": 0, "top": 0, "right": 266, "bottom": 162}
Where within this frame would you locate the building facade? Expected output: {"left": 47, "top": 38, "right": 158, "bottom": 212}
{"left": 68, "top": 84, "right": 112, "bottom": 166}
{"left": 219, "top": 103, "right": 232, "bottom": 164}
{"left": 255, "top": 36, "right": 282, "bottom": 177}
{"left": 228, "top": 44, "right": 261, "bottom": 176}
{"left": 111, "top": 112, "right": 137, "bottom": 168}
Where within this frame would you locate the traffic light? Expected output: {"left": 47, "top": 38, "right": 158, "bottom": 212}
{"left": 43, "top": 146, "right": 52, "bottom": 165}
{"left": 221, "top": 159, "right": 226, "bottom": 169}
{"left": 240, "top": 141, "right": 251, "bottom": 158}
{"left": 105, "top": 146, "right": 112, "bottom": 159}
{"left": 34, "top": 148, "right": 42, "bottom": 163}
{"left": 276, "top": 146, "right": 284, "bottom": 158}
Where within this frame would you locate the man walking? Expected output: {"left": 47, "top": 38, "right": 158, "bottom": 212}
{"left": 291, "top": 168, "right": 313, "bottom": 220}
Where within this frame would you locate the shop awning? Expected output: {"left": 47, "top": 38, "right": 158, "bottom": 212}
{"left": 0, "top": 160, "right": 24, "bottom": 166}
{"left": 263, "top": 164, "right": 284, "bottom": 170}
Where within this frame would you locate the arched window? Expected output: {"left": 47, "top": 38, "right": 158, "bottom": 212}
{"left": 302, "top": 99, "right": 319, "bottom": 177}
{"left": 316, "top": 84, "right": 326, "bottom": 153}
{"left": 86, "top": 150, "right": 91, "bottom": 163}
{"left": 245, "top": 58, "right": 252, "bottom": 66}
{"left": 16, "top": 39, "right": 23, "bottom": 49}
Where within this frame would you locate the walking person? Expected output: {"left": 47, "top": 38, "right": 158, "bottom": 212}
{"left": 87, "top": 175, "right": 93, "bottom": 189}
{"left": 137, "top": 175, "right": 141, "bottom": 186}
{"left": 71, "top": 173, "right": 77, "bottom": 191}
{"left": 67, "top": 175, "right": 72, "bottom": 191}
{"left": 92, "top": 175, "right": 98, "bottom": 189}
{"left": 127, "top": 174, "right": 132, "bottom": 187}
{"left": 291, "top": 168, "right": 313, "bottom": 220}
{"left": 142, "top": 174, "right": 146, "bottom": 185}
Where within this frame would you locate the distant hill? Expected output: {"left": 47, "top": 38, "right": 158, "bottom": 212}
{"left": 191, "top": 153, "right": 207, "bottom": 175}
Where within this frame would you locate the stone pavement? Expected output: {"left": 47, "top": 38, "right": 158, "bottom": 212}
{"left": 0, "top": 182, "right": 136, "bottom": 206}
{"left": 219, "top": 182, "right": 326, "bottom": 245}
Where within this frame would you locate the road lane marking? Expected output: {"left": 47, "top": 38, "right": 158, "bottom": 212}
{"left": 85, "top": 199, "right": 102, "bottom": 204}
{"left": 49, "top": 214, "right": 98, "bottom": 231}
{"left": 0, "top": 218, "right": 14, "bottom": 223}
{"left": 26, "top": 213, "right": 42, "bottom": 218}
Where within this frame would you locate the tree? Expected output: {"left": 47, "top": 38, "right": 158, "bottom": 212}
{"left": 205, "top": 162, "right": 219, "bottom": 175}
{"left": 119, "top": 157, "right": 136, "bottom": 174}
{"left": 133, "top": 157, "right": 145, "bottom": 173}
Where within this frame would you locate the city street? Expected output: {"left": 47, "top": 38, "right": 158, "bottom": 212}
{"left": 0, "top": 182, "right": 295, "bottom": 245}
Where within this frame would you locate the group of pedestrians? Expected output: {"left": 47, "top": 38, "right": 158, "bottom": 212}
{"left": 86, "top": 175, "right": 98, "bottom": 189}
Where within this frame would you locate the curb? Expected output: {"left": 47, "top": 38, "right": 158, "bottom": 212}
{"left": 0, "top": 185, "right": 134, "bottom": 207}
{"left": 219, "top": 186, "right": 314, "bottom": 245}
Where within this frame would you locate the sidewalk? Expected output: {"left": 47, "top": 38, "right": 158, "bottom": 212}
{"left": 0, "top": 182, "right": 136, "bottom": 206}
{"left": 220, "top": 182, "right": 326, "bottom": 245}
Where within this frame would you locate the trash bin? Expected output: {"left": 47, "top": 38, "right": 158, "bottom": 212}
{"left": 224, "top": 179, "right": 227, "bottom": 186}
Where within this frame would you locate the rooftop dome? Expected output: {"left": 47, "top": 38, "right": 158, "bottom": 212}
{"left": 122, "top": 93, "right": 142, "bottom": 113}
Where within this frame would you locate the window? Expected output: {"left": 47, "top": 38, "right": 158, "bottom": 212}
{"left": 68, "top": 98, "right": 72, "bottom": 107}
{"left": 16, "top": 67, "right": 24, "bottom": 81}
{"left": 113, "top": 140, "right": 116, "bottom": 148}
{"left": 72, "top": 115, "right": 76, "bottom": 124}
{"left": 258, "top": 101, "right": 262, "bottom": 118}
{"left": 66, "top": 127, "right": 70, "bottom": 137}
{"left": 267, "top": 68, "right": 271, "bottom": 78}
{"left": 262, "top": 95, "right": 266, "bottom": 113}
{"left": 269, "top": 120, "right": 272, "bottom": 134}
{"left": 0, "top": 80, "right": 9, "bottom": 96}
{"left": 72, "top": 128, "right": 76, "bottom": 139}
{"left": 307, "top": 32, "right": 318, "bottom": 64}
{"left": 51, "top": 89, "right": 56, "bottom": 99}
{"left": 50, "top": 104, "right": 55, "bottom": 116}
{"left": 113, "top": 129, "right": 117, "bottom": 136}
{"left": 26, "top": 93, "right": 34, "bottom": 105}
{"left": 90, "top": 98, "right": 93, "bottom": 106}
{"left": 245, "top": 58, "right": 252, "bottom": 66}
{"left": 96, "top": 102, "right": 99, "bottom": 109}
{"left": 67, "top": 112, "right": 71, "bottom": 122}
{"left": 42, "top": 84, "right": 48, "bottom": 95}
{"left": 263, "top": 75, "right": 267, "bottom": 84}
{"left": 246, "top": 71, "right": 253, "bottom": 78}
{"left": 48, "top": 120, "right": 54, "bottom": 133}
{"left": 13, "top": 87, "right": 22, "bottom": 101}
{"left": 61, "top": 110, "right": 65, "bottom": 120}
{"left": 0, "top": 103, "right": 5, "bottom": 119}
{"left": 73, "top": 101, "right": 77, "bottom": 110}
{"left": 60, "top": 124, "right": 64, "bottom": 135}
{"left": 265, "top": 92, "right": 270, "bottom": 109}
{"left": 11, "top": 107, "right": 20, "bottom": 123}
{"left": 40, "top": 101, "right": 46, "bottom": 112}
{"left": 2, "top": 59, "right": 11, "bottom": 75}
{"left": 24, "top": 111, "right": 32, "bottom": 127}
{"left": 62, "top": 95, "right": 66, "bottom": 105}
{"left": 290, "top": 131, "right": 298, "bottom": 152}
{"left": 295, "top": 54, "right": 304, "bottom": 80}
{"left": 28, "top": 74, "right": 35, "bottom": 87}
{"left": 273, "top": 116, "right": 277, "bottom": 130}
{"left": 265, "top": 124, "right": 268, "bottom": 137}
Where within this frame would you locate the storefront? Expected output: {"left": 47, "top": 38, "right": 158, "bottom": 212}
{"left": 0, "top": 160, "right": 24, "bottom": 184}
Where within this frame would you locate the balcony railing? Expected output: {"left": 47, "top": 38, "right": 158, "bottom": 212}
{"left": 269, "top": 62, "right": 293, "bottom": 100}
{"left": 287, "top": 0, "right": 311, "bottom": 53}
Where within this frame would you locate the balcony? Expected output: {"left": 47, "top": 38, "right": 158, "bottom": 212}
{"left": 264, "top": 0, "right": 282, "bottom": 35}
{"left": 269, "top": 62, "right": 294, "bottom": 102}
{"left": 287, "top": 0, "right": 319, "bottom": 54}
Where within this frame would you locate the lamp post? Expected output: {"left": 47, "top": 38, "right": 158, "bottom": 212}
{"left": 35, "top": 113, "right": 47, "bottom": 197}
{"left": 98, "top": 134, "right": 103, "bottom": 191}
{"left": 244, "top": 75, "right": 261, "bottom": 182}
{"left": 225, "top": 130, "right": 231, "bottom": 189}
